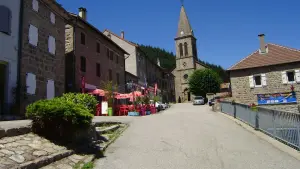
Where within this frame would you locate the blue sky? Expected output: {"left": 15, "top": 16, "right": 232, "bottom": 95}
{"left": 57, "top": 0, "right": 300, "bottom": 69}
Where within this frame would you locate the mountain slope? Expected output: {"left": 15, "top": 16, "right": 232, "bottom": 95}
{"left": 139, "top": 44, "right": 229, "bottom": 82}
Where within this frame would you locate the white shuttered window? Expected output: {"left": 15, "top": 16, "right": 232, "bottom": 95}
{"left": 29, "top": 25, "right": 38, "bottom": 46}
{"left": 26, "top": 73, "right": 36, "bottom": 95}
{"left": 50, "top": 12, "right": 55, "bottom": 24}
{"left": 261, "top": 74, "right": 267, "bottom": 86}
{"left": 48, "top": 36, "right": 56, "bottom": 55}
{"left": 249, "top": 75, "right": 254, "bottom": 88}
{"left": 282, "top": 71, "right": 288, "bottom": 84}
{"left": 32, "top": 0, "right": 39, "bottom": 12}
{"left": 295, "top": 70, "right": 300, "bottom": 83}
{"left": 47, "top": 80, "right": 55, "bottom": 99}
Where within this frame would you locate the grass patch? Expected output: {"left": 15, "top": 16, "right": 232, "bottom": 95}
{"left": 82, "top": 162, "right": 94, "bottom": 169}
{"left": 74, "top": 162, "right": 94, "bottom": 169}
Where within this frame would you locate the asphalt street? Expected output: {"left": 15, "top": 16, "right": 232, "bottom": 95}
{"left": 94, "top": 103, "right": 300, "bottom": 169}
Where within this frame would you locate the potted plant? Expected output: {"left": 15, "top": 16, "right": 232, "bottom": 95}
{"left": 102, "top": 81, "right": 117, "bottom": 116}
{"left": 143, "top": 96, "right": 151, "bottom": 115}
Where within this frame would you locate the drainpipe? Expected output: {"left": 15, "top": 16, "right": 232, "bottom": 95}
{"left": 16, "top": 0, "right": 24, "bottom": 115}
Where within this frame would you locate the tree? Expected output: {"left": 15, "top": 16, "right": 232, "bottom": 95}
{"left": 188, "top": 69, "right": 222, "bottom": 97}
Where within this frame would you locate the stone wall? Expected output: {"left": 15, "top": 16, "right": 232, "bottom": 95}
{"left": 66, "top": 17, "right": 127, "bottom": 93}
{"left": 230, "top": 62, "right": 300, "bottom": 113}
{"left": 20, "top": 0, "right": 67, "bottom": 113}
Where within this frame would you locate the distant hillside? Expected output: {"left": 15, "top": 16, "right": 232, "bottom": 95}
{"left": 138, "top": 44, "right": 176, "bottom": 70}
{"left": 138, "top": 44, "right": 229, "bottom": 82}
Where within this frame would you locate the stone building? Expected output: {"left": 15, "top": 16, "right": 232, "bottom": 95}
{"left": 228, "top": 34, "right": 300, "bottom": 113}
{"left": 173, "top": 5, "right": 206, "bottom": 103}
{"left": 65, "top": 8, "right": 128, "bottom": 93}
{"left": 103, "top": 30, "right": 148, "bottom": 88}
{"left": 20, "top": 0, "right": 69, "bottom": 113}
{"left": 103, "top": 30, "right": 175, "bottom": 102}
{"left": 0, "top": 0, "right": 21, "bottom": 115}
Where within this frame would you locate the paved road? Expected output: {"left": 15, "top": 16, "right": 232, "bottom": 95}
{"left": 94, "top": 103, "right": 300, "bottom": 169}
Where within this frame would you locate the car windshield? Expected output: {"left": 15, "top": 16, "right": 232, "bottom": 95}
{"left": 195, "top": 96, "right": 203, "bottom": 100}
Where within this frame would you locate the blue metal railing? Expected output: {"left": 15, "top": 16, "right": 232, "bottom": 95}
{"left": 220, "top": 101, "right": 300, "bottom": 150}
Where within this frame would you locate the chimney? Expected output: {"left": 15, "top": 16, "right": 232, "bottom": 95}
{"left": 78, "top": 7, "right": 87, "bottom": 20}
{"left": 121, "top": 31, "right": 125, "bottom": 39}
{"left": 258, "top": 34, "right": 266, "bottom": 54}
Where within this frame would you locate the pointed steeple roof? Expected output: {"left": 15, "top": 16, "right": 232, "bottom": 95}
{"left": 177, "top": 5, "right": 194, "bottom": 38}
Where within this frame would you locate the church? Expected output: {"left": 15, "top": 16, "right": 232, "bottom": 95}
{"left": 173, "top": 5, "right": 206, "bottom": 103}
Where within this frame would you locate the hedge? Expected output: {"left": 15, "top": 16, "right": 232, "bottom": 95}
{"left": 61, "top": 93, "right": 98, "bottom": 114}
{"left": 26, "top": 97, "right": 94, "bottom": 143}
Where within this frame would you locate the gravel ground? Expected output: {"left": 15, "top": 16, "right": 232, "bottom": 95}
{"left": 94, "top": 103, "right": 300, "bottom": 169}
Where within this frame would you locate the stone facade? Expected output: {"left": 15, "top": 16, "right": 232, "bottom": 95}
{"left": 103, "top": 30, "right": 148, "bottom": 88}
{"left": 20, "top": 0, "right": 69, "bottom": 113}
{"left": 173, "top": 5, "right": 206, "bottom": 103}
{"left": 0, "top": 0, "right": 21, "bottom": 114}
{"left": 103, "top": 30, "right": 175, "bottom": 102}
{"left": 230, "top": 62, "right": 300, "bottom": 113}
{"left": 65, "top": 11, "right": 127, "bottom": 93}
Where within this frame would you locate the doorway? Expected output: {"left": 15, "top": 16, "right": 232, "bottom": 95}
{"left": 188, "top": 92, "right": 191, "bottom": 101}
{"left": 0, "top": 62, "right": 7, "bottom": 115}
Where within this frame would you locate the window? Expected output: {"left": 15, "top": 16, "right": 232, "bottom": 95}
{"left": 32, "top": 0, "right": 39, "bottom": 12}
{"left": 116, "top": 55, "right": 119, "bottom": 64}
{"left": 179, "top": 43, "right": 183, "bottom": 57}
{"left": 254, "top": 75, "right": 261, "bottom": 86}
{"left": 109, "top": 69, "right": 112, "bottom": 81}
{"left": 110, "top": 51, "right": 114, "bottom": 60}
{"left": 29, "top": 25, "right": 38, "bottom": 46}
{"left": 80, "top": 32, "right": 85, "bottom": 45}
{"left": 249, "top": 74, "right": 266, "bottom": 88}
{"left": 96, "top": 42, "right": 100, "bottom": 53}
{"left": 106, "top": 48, "right": 110, "bottom": 58}
{"left": 80, "top": 56, "right": 86, "bottom": 72}
{"left": 192, "top": 42, "right": 197, "bottom": 57}
{"left": 287, "top": 71, "right": 295, "bottom": 82}
{"left": 26, "top": 73, "right": 36, "bottom": 95}
{"left": 116, "top": 73, "right": 120, "bottom": 85}
{"left": 47, "top": 80, "right": 55, "bottom": 99}
{"left": 48, "top": 36, "right": 56, "bottom": 55}
{"left": 0, "top": 6, "right": 11, "bottom": 35}
{"left": 183, "top": 74, "right": 188, "bottom": 80}
{"left": 96, "top": 63, "right": 100, "bottom": 77}
{"left": 50, "top": 12, "right": 55, "bottom": 24}
{"left": 184, "top": 42, "right": 188, "bottom": 56}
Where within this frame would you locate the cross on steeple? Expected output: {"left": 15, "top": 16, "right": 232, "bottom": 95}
{"left": 180, "top": 0, "right": 184, "bottom": 6}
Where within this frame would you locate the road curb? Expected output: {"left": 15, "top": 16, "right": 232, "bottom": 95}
{"left": 218, "top": 111, "right": 300, "bottom": 161}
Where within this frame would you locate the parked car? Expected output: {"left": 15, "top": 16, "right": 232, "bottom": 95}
{"left": 160, "top": 102, "right": 168, "bottom": 110}
{"left": 150, "top": 100, "right": 163, "bottom": 112}
{"left": 193, "top": 96, "right": 205, "bottom": 105}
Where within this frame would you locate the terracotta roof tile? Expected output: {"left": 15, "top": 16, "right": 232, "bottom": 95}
{"left": 228, "top": 44, "right": 300, "bottom": 70}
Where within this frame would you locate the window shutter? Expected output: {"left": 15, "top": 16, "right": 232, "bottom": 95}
{"left": 26, "top": 73, "right": 36, "bottom": 94}
{"left": 0, "top": 6, "right": 11, "bottom": 35}
{"left": 29, "top": 25, "right": 38, "bottom": 46}
{"left": 48, "top": 36, "right": 55, "bottom": 54}
{"left": 281, "top": 71, "right": 288, "bottom": 84}
{"left": 249, "top": 75, "right": 254, "bottom": 88}
{"left": 261, "top": 74, "right": 267, "bottom": 86}
{"left": 32, "top": 0, "right": 39, "bottom": 12}
{"left": 295, "top": 70, "right": 300, "bottom": 83}
{"left": 47, "top": 80, "right": 55, "bottom": 99}
{"left": 50, "top": 12, "right": 55, "bottom": 24}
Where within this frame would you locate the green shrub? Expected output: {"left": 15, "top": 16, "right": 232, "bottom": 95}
{"left": 61, "top": 93, "right": 98, "bottom": 114}
{"left": 26, "top": 97, "right": 94, "bottom": 143}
